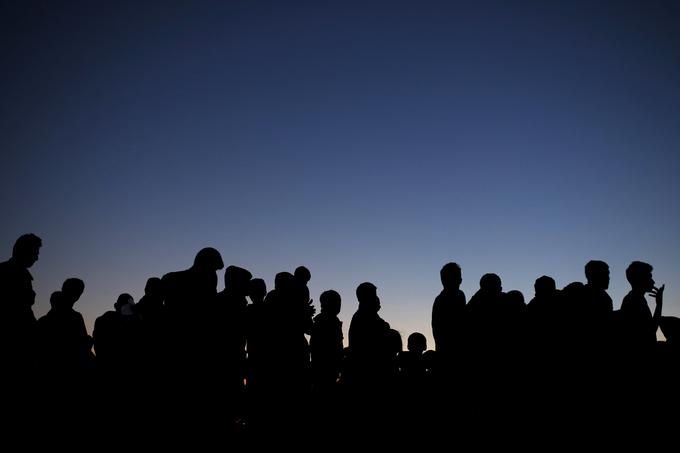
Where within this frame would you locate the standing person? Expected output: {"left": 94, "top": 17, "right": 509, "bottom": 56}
{"left": 348, "top": 282, "right": 392, "bottom": 389}
{"left": 37, "top": 278, "right": 93, "bottom": 377}
{"left": 160, "top": 247, "right": 224, "bottom": 420}
{"left": 619, "top": 261, "right": 664, "bottom": 352}
{"left": 431, "top": 262, "right": 467, "bottom": 358}
{"left": 311, "top": 290, "right": 344, "bottom": 393}
{"left": 0, "top": 234, "right": 42, "bottom": 379}
{"left": 582, "top": 260, "right": 614, "bottom": 350}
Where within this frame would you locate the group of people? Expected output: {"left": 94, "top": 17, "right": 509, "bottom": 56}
{"left": 1, "top": 233, "right": 678, "bottom": 439}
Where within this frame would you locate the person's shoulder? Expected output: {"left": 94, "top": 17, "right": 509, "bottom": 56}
{"left": 620, "top": 291, "right": 643, "bottom": 309}
{"left": 95, "top": 310, "right": 118, "bottom": 323}
{"left": 0, "top": 259, "right": 22, "bottom": 275}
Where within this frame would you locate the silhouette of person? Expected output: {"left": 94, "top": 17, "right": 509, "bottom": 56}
{"left": 0, "top": 233, "right": 42, "bottom": 378}
{"left": 91, "top": 293, "right": 144, "bottom": 427}
{"left": 619, "top": 261, "right": 664, "bottom": 351}
{"left": 37, "top": 278, "right": 94, "bottom": 372}
{"left": 580, "top": 260, "right": 614, "bottom": 349}
{"left": 160, "top": 247, "right": 223, "bottom": 416}
{"left": 213, "top": 265, "right": 252, "bottom": 420}
{"left": 431, "top": 262, "right": 466, "bottom": 358}
{"left": 161, "top": 247, "right": 223, "bottom": 356}
{"left": 398, "top": 332, "right": 428, "bottom": 386}
{"left": 466, "top": 273, "right": 505, "bottom": 344}
{"left": 93, "top": 293, "right": 141, "bottom": 376}
{"left": 526, "top": 275, "right": 561, "bottom": 353}
{"left": 527, "top": 276, "right": 558, "bottom": 319}
{"left": 311, "top": 289, "right": 344, "bottom": 393}
{"left": 135, "top": 277, "right": 164, "bottom": 323}
{"left": 294, "top": 265, "right": 312, "bottom": 306}
{"left": 348, "top": 282, "right": 392, "bottom": 389}
{"left": 584, "top": 260, "right": 613, "bottom": 311}
{"left": 162, "top": 247, "right": 224, "bottom": 320}
{"left": 293, "top": 265, "right": 316, "bottom": 339}
{"left": 245, "top": 277, "right": 267, "bottom": 395}
{"left": 266, "top": 271, "right": 314, "bottom": 387}
{"left": 133, "top": 277, "right": 166, "bottom": 386}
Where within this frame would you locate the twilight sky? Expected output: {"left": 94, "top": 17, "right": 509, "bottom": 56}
{"left": 2, "top": 0, "right": 680, "bottom": 347}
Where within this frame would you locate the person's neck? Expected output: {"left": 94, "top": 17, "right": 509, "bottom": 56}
{"left": 631, "top": 288, "right": 646, "bottom": 297}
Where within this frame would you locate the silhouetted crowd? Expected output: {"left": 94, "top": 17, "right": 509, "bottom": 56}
{"left": 1, "top": 233, "right": 678, "bottom": 443}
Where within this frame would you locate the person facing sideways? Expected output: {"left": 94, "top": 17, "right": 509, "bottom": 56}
{"left": 584, "top": 260, "right": 613, "bottom": 312}
{"left": 311, "top": 289, "right": 344, "bottom": 391}
{"left": 619, "top": 261, "right": 664, "bottom": 351}
{"left": 348, "top": 282, "right": 392, "bottom": 387}
{"left": 0, "top": 233, "right": 42, "bottom": 375}
{"left": 571, "top": 260, "right": 614, "bottom": 352}
{"left": 37, "top": 278, "right": 94, "bottom": 374}
{"left": 431, "top": 262, "right": 466, "bottom": 357}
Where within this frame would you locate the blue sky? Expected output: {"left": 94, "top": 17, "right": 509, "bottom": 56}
{"left": 2, "top": 0, "right": 679, "bottom": 346}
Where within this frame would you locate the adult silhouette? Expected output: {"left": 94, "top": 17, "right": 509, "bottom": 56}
{"left": 213, "top": 265, "right": 252, "bottom": 421}
{"left": 346, "top": 282, "right": 395, "bottom": 437}
{"left": 162, "top": 247, "right": 224, "bottom": 320}
{"left": 526, "top": 276, "right": 559, "bottom": 329}
{"left": 93, "top": 293, "right": 141, "bottom": 378}
{"left": 311, "top": 289, "right": 344, "bottom": 393}
{"left": 91, "top": 293, "right": 144, "bottom": 430}
{"left": 347, "top": 282, "right": 392, "bottom": 390}
{"left": 245, "top": 277, "right": 268, "bottom": 396}
{"left": 309, "top": 289, "right": 345, "bottom": 437}
{"left": 160, "top": 247, "right": 224, "bottom": 418}
{"left": 35, "top": 277, "right": 94, "bottom": 434}
{"left": 526, "top": 276, "right": 561, "bottom": 364}
{"left": 581, "top": 261, "right": 614, "bottom": 350}
{"left": 134, "top": 277, "right": 166, "bottom": 382}
{"left": 619, "top": 261, "right": 664, "bottom": 352}
{"left": 431, "top": 262, "right": 466, "bottom": 359}
{"left": 294, "top": 265, "right": 312, "bottom": 306}
{"left": 466, "top": 273, "right": 505, "bottom": 346}
{"left": 135, "top": 277, "right": 164, "bottom": 323}
{"left": 0, "top": 233, "right": 42, "bottom": 395}
{"left": 37, "top": 278, "right": 93, "bottom": 377}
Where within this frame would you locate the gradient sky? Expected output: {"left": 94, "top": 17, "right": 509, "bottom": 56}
{"left": 2, "top": 0, "right": 680, "bottom": 347}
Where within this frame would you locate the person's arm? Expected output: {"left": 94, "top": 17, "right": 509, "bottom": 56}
{"left": 651, "top": 284, "right": 665, "bottom": 328}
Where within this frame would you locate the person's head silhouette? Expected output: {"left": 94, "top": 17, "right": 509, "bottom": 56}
{"left": 115, "top": 293, "right": 135, "bottom": 315}
{"left": 440, "top": 262, "right": 462, "bottom": 290}
{"left": 49, "top": 290, "right": 65, "bottom": 310}
{"left": 320, "top": 290, "right": 341, "bottom": 316}
{"left": 12, "top": 233, "right": 42, "bottom": 268}
{"left": 585, "top": 260, "right": 610, "bottom": 290}
{"left": 356, "top": 282, "right": 380, "bottom": 312}
{"left": 479, "top": 273, "right": 502, "bottom": 293}
{"left": 407, "top": 332, "right": 427, "bottom": 354}
{"left": 193, "top": 247, "right": 224, "bottom": 271}
{"left": 625, "top": 261, "right": 654, "bottom": 293}
{"left": 248, "top": 278, "right": 266, "bottom": 304}
{"left": 61, "top": 278, "right": 85, "bottom": 307}
{"left": 506, "top": 290, "right": 525, "bottom": 305}
{"left": 534, "top": 275, "right": 556, "bottom": 298}
{"left": 274, "top": 271, "right": 295, "bottom": 291}
{"left": 224, "top": 265, "right": 252, "bottom": 295}
{"left": 144, "top": 277, "right": 162, "bottom": 296}
{"left": 294, "top": 266, "right": 311, "bottom": 284}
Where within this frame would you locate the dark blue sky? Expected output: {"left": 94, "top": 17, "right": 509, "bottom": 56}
{"left": 2, "top": 0, "right": 680, "bottom": 345}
